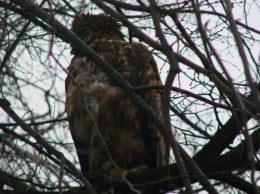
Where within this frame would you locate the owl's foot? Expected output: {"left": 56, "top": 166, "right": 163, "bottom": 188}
{"left": 111, "top": 165, "right": 148, "bottom": 181}
{"left": 128, "top": 165, "right": 148, "bottom": 174}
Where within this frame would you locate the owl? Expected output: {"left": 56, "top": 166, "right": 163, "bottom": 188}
{"left": 65, "top": 13, "right": 167, "bottom": 181}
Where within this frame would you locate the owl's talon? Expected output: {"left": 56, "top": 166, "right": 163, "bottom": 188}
{"left": 111, "top": 165, "right": 148, "bottom": 181}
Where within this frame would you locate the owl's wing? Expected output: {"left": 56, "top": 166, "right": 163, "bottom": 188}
{"left": 127, "top": 43, "right": 168, "bottom": 167}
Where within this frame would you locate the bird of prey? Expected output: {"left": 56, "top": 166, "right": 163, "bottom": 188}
{"left": 65, "top": 13, "right": 167, "bottom": 180}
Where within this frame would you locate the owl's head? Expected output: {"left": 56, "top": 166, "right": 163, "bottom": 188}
{"left": 70, "top": 13, "right": 124, "bottom": 55}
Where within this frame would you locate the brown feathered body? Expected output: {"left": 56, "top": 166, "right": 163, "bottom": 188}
{"left": 65, "top": 13, "right": 167, "bottom": 177}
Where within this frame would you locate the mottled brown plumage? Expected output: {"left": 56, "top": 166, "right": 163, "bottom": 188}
{"left": 65, "top": 13, "right": 167, "bottom": 178}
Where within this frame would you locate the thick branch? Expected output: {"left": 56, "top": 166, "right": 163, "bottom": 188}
{"left": 194, "top": 111, "right": 249, "bottom": 159}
